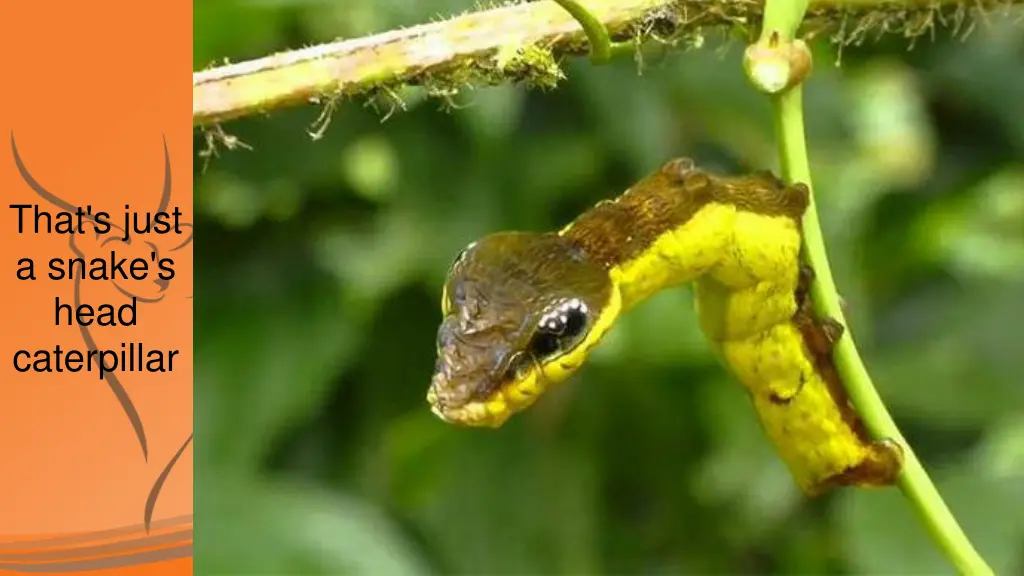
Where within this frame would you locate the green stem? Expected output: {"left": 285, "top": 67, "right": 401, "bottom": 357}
{"left": 761, "top": 2, "right": 993, "bottom": 575}
{"left": 553, "top": 0, "right": 612, "bottom": 63}
{"left": 551, "top": 0, "right": 633, "bottom": 64}
{"left": 775, "top": 83, "right": 993, "bottom": 576}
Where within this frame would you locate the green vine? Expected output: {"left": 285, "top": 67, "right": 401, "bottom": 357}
{"left": 554, "top": 0, "right": 994, "bottom": 573}
{"left": 551, "top": 0, "right": 637, "bottom": 63}
{"left": 752, "top": 1, "right": 993, "bottom": 575}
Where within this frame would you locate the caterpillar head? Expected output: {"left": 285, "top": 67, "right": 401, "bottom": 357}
{"left": 427, "top": 231, "right": 620, "bottom": 427}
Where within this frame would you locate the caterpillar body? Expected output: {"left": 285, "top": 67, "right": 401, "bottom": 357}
{"left": 427, "top": 158, "right": 903, "bottom": 495}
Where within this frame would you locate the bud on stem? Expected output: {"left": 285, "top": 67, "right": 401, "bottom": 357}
{"left": 743, "top": 31, "right": 813, "bottom": 94}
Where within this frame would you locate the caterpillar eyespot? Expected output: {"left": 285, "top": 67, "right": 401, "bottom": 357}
{"left": 532, "top": 298, "right": 590, "bottom": 358}
{"left": 428, "top": 158, "right": 904, "bottom": 495}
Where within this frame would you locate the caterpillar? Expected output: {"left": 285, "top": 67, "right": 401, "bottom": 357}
{"left": 426, "top": 158, "right": 903, "bottom": 495}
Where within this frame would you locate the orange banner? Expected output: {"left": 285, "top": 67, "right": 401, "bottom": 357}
{"left": 0, "top": 1, "right": 192, "bottom": 574}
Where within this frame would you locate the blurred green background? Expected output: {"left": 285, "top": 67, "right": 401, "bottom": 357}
{"left": 194, "top": 2, "right": 1024, "bottom": 574}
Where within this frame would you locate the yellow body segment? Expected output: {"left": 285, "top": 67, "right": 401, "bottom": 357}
{"left": 690, "top": 214, "right": 902, "bottom": 495}
{"left": 428, "top": 159, "right": 903, "bottom": 496}
{"left": 610, "top": 203, "right": 738, "bottom": 309}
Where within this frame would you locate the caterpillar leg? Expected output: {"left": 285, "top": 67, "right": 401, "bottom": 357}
{"left": 794, "top": 300, "right": 842, "bottom": 359}
{"left": 813, "top": 438, "right": 905, "bottom": 495}
{"left": 792, "top": 276, "right": 905, "bottom": 494}
{"left": 795, "top": 262, "right": 849, "bottom": 315}
{"left": 796, "top": 263, "right": 815, "bottom": 304}
{"left": 819, "top": 316, "right": 845, "bottom": 349}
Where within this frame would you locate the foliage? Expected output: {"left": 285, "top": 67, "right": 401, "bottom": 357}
{"left": 194, "top": 1, "right": 1024, "bottom": 573}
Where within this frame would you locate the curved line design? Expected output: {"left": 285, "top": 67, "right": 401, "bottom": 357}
{"left": 0, "top": 544, "right": 192, "bottom": 572}
{"left": 169, "top": 222, "right": 194, "bottom": 252}
{"left": 72, "top": 273, "right": 149, "bottom": 458}
{"left": 0, "top": 529, "right": 191, "bottom": 561}
{"left": 0, "top": 515, "right": 192, "bottom": 550}
{"left": 145, "top": 434, "right": 193, "bottom": 533}
{"left": 156, "top": 135, "right": 171, "bottom": 213}
{"left": 10, "top": 132, "right": 79, "bottom": 214}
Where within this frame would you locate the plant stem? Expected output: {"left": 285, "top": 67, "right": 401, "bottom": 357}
{"left": 552, "top": 0, "right": 616, "bottom": 64}
{"left": 192, "top": 0, "right": 1017, "bottom": 127}
{"left": 759, "top": 1, "right": 994, "bottom": 574}
{"left": 774, "top": 91, "right": 993, "bottom": 575}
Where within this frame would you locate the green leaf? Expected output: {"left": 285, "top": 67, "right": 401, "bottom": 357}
{"left": 196, "top": 236, "right": 357, "bottom": 470}
{"left": 196, "top": 474, "right": 430, "bottom": 575}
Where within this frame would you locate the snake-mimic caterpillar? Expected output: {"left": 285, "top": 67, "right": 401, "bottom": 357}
{"left": 427, "top": 158, "right": 903, "bottom": 495}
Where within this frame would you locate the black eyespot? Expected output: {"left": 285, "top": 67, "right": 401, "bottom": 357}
{"left": 528, "top": 298, "right": 591, "bottom": 360}
{"left": 530, "top": 331, "right": 561, "bottom": 358}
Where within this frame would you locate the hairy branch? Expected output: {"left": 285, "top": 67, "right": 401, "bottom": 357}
{"left": 193, "top": 0, "right": 1021, "bottom": 127}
